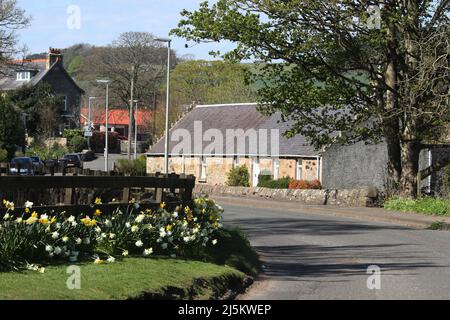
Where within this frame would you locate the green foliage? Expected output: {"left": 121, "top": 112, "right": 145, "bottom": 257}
{"left": 9, "top": 84, "right": 63, "bottom": 139}
{"left": 0, "top": 97, "right": 25, "bottom": 159}
{"left": 203, "top": 227, "right": 260, "bottom": 276}
{"left": 258, "top": 176, "right": 290, "bottom": 189}
{"left": 171, "top": 60, "right": 256, "bottom": 105}
{"left": 70, "top": 136, "right": 88, "bottom": 153}
{"left": 0, "top": 149, "right": 8, "bottom": 163}
{"left": 226, "top": 166, "right": 250, "bottom": 187}
{"left": 384, "top": 197, "right": 450, "bottom": 217}
{"left": 430, "top": 221, "right": 445, "bottom": 231}
{"left": 26, "top": 143, "right": 68, "bottom": 161}
{"left": 115, "top": 156, "right": 147, "bottom": 176}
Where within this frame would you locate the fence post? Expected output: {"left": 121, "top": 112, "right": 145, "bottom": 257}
{"left": 417, "top": 172, "right": 422, "bottom": 199}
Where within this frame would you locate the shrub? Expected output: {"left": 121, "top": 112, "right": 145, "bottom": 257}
{"left": 289, "top": 179, "right": 322, "bottom": 190}
{"left": 27, "top": 143, "right": 68, "bottom": 161}
{"left": 116, "top": 156, "right": 147, "bottom": 176}
{"left": 226, "top": 166, "right": 250, "bottom": 187}
{"left": 90, "top": 131, "right": 120, "bottom": 153}
{"left": 0, "top": 149, "right": 8, "bottom": 163}
{"left": 0, "top": 197, "right": 224, "bottom": 271}
{"left": 258, "top": 177, "right": 290, "bottom": 189}
{"left": 70, "top": 136, "right": 88, "bottom": 153}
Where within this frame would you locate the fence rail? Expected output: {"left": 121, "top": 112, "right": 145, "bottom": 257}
{"left": 0, "top": 174, "right": 196, "bottom": 216}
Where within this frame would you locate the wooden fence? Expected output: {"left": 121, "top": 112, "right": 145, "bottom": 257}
{"left": 0, "top": 174, "right": 196, "bottom": 216}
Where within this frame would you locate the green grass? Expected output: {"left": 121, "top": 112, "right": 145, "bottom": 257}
{"left": 384, "top": 197, "right": 450, "bottom": 217}
{"left": 0, "top": 258, "right": 245, "bottom": 300}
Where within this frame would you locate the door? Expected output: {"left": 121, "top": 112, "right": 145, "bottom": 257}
{"left": 252, "top": 158, "right": 260, "bottom": 187}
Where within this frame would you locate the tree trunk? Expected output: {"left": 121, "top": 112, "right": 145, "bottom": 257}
{"left": 399, "top": 140, "right": 421, "bottom": 198}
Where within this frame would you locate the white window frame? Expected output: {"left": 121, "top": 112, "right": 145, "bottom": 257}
{"left": 233, "top": 156, "right": 240, "bottom": 168}
{"left": 200, "top": 157, "right": 207, "bottom": 181}
{"left": 63, "top": 96, "right": 68, "bottom": 111}
{"left": 16, "top": 71, "right": 31, "bottom": 81}
{"left": 273, "top": 158, "right": 280, "bottom": 180}
{"left": 296, "top": 159, "right": 303, "bottom": 181}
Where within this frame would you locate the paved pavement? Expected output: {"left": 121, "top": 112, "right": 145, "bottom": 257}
{"left": 214, "top": 197, "right": 450, "bottom": 300}
{"left": 83, "top": 154, "right": 143, "bottom": 171}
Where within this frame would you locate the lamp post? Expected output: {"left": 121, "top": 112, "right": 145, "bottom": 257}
{"left": 96, "top": 80, "right": 111, "bottom": 172}
{"left": 155, "top": 37, "right": 172, "bottom": 175}
{"left": 87, "top": 97, "right": 96, "bottom": 150}
{"left": 133, "top": 99, "right": 139, "bottom": 160}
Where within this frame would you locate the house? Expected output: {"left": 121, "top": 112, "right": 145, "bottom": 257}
{"left": 80, "top": 107, "right": 152, "bottom": 141}
{"left": 147, "top": 103, "right": 450, "bottom": 194}
{"left": 0, "top": 48, "right": 85, "bottom": 132}
{"left": 147, "top": 103, "right": 322, "bottom": 187}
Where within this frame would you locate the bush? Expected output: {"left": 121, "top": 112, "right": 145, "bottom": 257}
{"left": 0, "top": 149, "right": 8, "bottom": 163}
{"left": 70, "top": 136, "right": 88, "bottom": 153}
{"left": 226, "top": 166, "right": 250, "bottom": 187}
{"left": 116, "top": 156, "right": 147, "bottom": 176}
{"left": 0, "top": 197, "right": 224, "bottom": 271}
{"left": 90, "top": 131, "right": 120, "bottom": 153}
{"left": 384, "top": 197, "right": 450, "bottom": 216}
{"left": 27, "top": 143, "right": 68, "bottom": 161}
{"left": 289, "top": 179, "right": 322, "bottom": 190}
{"left": 258, "top": 176, "right": 290, "bottom": 189}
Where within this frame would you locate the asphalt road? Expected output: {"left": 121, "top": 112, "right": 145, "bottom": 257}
{"left": 216, "top": 197, "right": 450, "bottom": 300}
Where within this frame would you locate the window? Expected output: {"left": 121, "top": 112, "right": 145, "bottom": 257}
{"left": 16, "top": 71, "right": 31, "bottom": 81}
{"left": 273, "top": 159, "right": 280, "bottom": 180}
{"left": 296, "top": 160, "right": 303, "bottom": 180}
{"left": 200, "top": 157, "right": 207, "bottom": 181}
{"left": 63, "top": 96, "right": 68, "bottom": 111}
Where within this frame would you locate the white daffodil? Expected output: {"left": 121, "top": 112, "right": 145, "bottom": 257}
{"left": 143, "top": 248, "right": 153, "bottom": 256}
{"left": 135, "top": 240, "right": 144, "bottom": 248}
{"left": 75, "top": 238, "right": 82, "bottom": 245}
{"left": 45, "top": 245, "right": 53, "bottom": 252}
{"left": 109, "top": 233, "right": 116, "bottom": 239}
{"left": 68, "top": 216, "right": 76, "bottom": 223}
{"left": 107, "top": 256, "right": 116, "bottom": 263}
{"left": 24, "top": 201, "right": 34, "bottom": 209}
{"left": 51, "top": 232, "right": 59, "bottom": 239}
{"left": 62, "top": 236, "right": 69, "bottom": 243}
{"left": 125, "top": 222, "right": 131, "bottom": 228}
{"left": 212, "top": 239, "right": 218, "bottom": 245}
{"left": 105, "top": 220, "right": 113, "bottom": 228}
{"left": 3, "top": 213, "right": 10, "bottom": 220}
{"left": 131, "top": 225, "right": 139, "bottom": 233}
{"left": 54, "top": 247, "right": 62, "bottom": 255}
{"left": 161, "top": 243, "right": 168, "bottom": 250}
{"left": 135, "top": 214, "right": 145, "bottom": 224}
{"left": 122, "top": 250, "right": 129, "bottom": 257}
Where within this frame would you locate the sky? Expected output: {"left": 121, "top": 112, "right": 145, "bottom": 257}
{"left": 17, "top": 0, "right": 234, "bottom": 59}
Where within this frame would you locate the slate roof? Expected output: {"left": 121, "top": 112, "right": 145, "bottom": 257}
{"left": 0, "top": 59, "right": 84, "bottom": 94}
{"left": 147, "top": 103, "right": 319, "bottom": 157}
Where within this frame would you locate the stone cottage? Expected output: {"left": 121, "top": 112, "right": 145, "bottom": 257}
{"left": 147, "top": 103, "right": 449, "bottom": 194}
{"left": 0, "top": 47, "right": 85, "bottom": 131}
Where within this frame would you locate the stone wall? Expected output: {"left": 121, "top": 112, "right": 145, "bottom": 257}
{"left": 194, "top": 184, "right": 379, "bottom": 207}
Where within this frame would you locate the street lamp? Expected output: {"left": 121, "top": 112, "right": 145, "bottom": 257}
{"left": 96, "top": 79, "right": 111, "bottom": 172}
{"left": 155, "top": 37, "right": 172, "bottom": 175}
{"left": 87, "top": 97, "right": 97, "bottom": 150}
{"left": 133, "top": 100, "right": 139, "bottom": 160}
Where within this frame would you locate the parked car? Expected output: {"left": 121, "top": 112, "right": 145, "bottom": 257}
{"left": 30, "top": 156, "right": 45, "bottom": 175}
{"left": 10, "top": 157, "right": 34, "bottom": 175}
{"left": 80, "top": 150, "right": 97, "bottom": 162}
{"left": 59, "top": 154, "right": 83, "bottom": 169}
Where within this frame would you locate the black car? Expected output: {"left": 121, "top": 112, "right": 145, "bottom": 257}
{"left": 59, "top": 154, "right": 83, "bottom": 169}
{"left": 10, "top": 157, "right": 34, "bottom": 175}
{"left": 30, "top": 156, "right": 45, "bottom": 175}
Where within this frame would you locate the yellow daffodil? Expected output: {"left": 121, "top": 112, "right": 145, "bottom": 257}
{"left": 94, "top": 198, "right": 102, "bottom": 205}
{"left": 94, "top": 258, "right": 105, "bottom": 265}
{"left": 166, "top": 225, "right": 173, "bottom": 232}
{"left": 160, "top": 202, "right": 166, "bottom": 209}
{"left": 81, "top": 217, "right": 97, "bottom": 227}
{"left": 94, "top": 209, "right": 102, "bottom": 217}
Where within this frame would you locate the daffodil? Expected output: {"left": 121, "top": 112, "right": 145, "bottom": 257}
{"left": 122, "top": 250, "right": 129, "bottom": 257}
{"left": 160, "top": 202, "right": 166, "bottom": 209}
{"left": 94, "top": 197, "right": 102, "bottom": 205}
{"left": 94, "top": 258, "right": 105, "bottom": 265}
{"left": 94, "top": 209, "right": 102, "bottom": 217}
{"left": 135, "top": 240, "right": 143, "bottom": 248}
{"left": 143, "top": 248, "right": 153, "bottom": 256}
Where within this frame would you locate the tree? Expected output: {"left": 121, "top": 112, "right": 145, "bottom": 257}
{"left": 0, "top": 0, "right": 30, "bottom": 69}
{"left": 87, "top": 32, "right": 176, "bottom": 158}
{"left": 9, "top": 83, "right": 64, "bottom": 140}
{"left": 172, "top": 0, "right": 450, "bottom": 197}
{"left": 0, "top": 96, "right": 24, "bottom": 159}
{"left": 170, "top": 59, "right": 256, "bottom": 105}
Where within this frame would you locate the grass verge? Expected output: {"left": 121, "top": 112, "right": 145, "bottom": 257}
{"left": 384, "top": 197, "right": 450, "bottom": 216}
{"left": 0, "top": 258, "right": 246, "bottom": 300}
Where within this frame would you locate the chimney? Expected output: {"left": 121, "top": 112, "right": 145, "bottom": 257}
{"left": 46, "top": 47, "right": 63, "bottom": 69}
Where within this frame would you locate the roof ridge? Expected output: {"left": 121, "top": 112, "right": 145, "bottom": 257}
{"left": 196, "top": 102, "right": 258, "bottom": 108}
